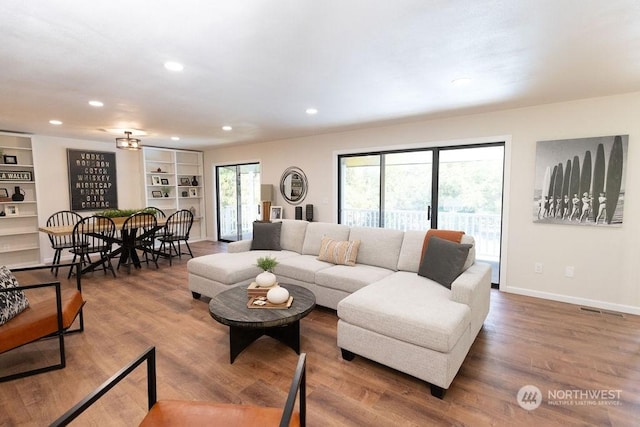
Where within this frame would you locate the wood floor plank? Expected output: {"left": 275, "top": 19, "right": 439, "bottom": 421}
{"left": 1, "top": 240, "right": 639, "bottom": 426}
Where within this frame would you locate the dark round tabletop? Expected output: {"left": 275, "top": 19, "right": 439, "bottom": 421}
{"left": 209, "top": 284, "right": 316, "bottom": 329}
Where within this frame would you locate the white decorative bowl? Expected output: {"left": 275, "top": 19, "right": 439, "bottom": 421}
{"left": 256, "top": 271, "right": 276, "bottom": 287}
{"left": 267, "top": 286, "right": 290, "bottom": 304}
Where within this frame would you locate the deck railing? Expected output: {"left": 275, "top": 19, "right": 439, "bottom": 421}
{"left": 219, "top": 206, "right": 501, "bottom": 261}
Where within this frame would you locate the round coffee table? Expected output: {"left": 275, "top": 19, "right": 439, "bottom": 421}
{"left": 209, "top": 284, "right": 316, "bottom": 363}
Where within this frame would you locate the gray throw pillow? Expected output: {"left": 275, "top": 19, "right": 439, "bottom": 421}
{"left": 417, "top": 236, "right": 472, "bottom": 289}
{"left": 0, "top": 266, "right": 30, "bottom": 325}
{"left": 251, "top": 221, "right": 282, "bottom": 251}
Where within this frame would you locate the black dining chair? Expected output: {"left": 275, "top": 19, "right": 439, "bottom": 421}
{"left": 155, "top": 209, "right": 194, "bottom": 266}
{"left": 144, "top": 206, "right": 166, "bottom": 219}
{"left": 68, "top": 215, "right": 117, "bottom": 279}
{"left": 46, "top": 210, "right": 82, "bottom": 276}
{"left": 118, "top": 212, "right": 159, "bottom": 272}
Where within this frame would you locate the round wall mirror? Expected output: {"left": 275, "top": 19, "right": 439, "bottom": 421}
{"left": 280, "top": 166, "right": 308, "bottom": 204}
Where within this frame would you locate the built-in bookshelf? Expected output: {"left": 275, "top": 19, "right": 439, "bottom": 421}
{"left": 0, "top": 135, "right": 40, "bottom": 268}
{"left": 141, "top": 147, "right": 205, "bottom": 240}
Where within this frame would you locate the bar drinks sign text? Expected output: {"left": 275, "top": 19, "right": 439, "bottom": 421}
{"left": 67, "top": 149, "right": 118, "bottom": 211}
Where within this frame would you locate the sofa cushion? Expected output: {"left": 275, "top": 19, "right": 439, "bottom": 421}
{"left": 337, "top": 272, "right": 471, "bottom": 353}
{"left": 301, "top": 223, "right": 350, "bottom": 256}
{"left": 317, "top": 237, "right": 361, "bottom": 266}
{"left": 251, "top": 222, "right": 282, "bottom": 250}
{"left": 397, "top": 230, "right": 476, "bottom": 273}
{"left": 187, "top": 251, "right": 299, "bottom": 285}
{"left": 348, "top": 227, "right": 404, "bottom": 271}
{"left": 275, "top": 255, "right": 333, "bottom": 283}
{"left": 420, "top": 229, "right": 465, "bottom": 263}
{"left": 276, "top": 219, "right": 309, "bottom": 253}
{"left": 315, "top": 264, "right": 394, "bottom": 294}
{"left": 0, "top": 266, "right": 30, "bottom": 326}
{"left": 418, "top": 236, "right": 472, "bottom": 289}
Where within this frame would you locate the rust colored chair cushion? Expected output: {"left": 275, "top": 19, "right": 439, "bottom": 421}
{"left": 0, "top": 289, "right": 84, "bottom": 354}
{"left": 140, "top": 400, "right": 300, "bottom": 427}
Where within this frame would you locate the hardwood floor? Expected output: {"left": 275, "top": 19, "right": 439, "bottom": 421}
{"left": 1, "top": 241, "right": 639, "bottom": 426}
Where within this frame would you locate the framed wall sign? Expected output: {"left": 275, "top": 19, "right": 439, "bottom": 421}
{"left": 0, "top": 170, "right": 32, "bottom": 181}
{"left": 67, "top": 149, "right": 118, "bottom": 211}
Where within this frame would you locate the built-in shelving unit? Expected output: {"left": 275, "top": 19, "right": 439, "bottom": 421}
{"left": 0, "top": 135, "right": 40, "bottom": 268}
{"left": 141, "top": 147, "right": 205, "bottom": 240}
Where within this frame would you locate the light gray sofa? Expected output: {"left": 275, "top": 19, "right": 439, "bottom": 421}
{"left": 187, "top": 219, "right": 491, "bottom": 398}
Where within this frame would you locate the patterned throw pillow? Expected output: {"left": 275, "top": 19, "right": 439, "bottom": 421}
{"left": 317, "top": 237, "right": 361, "bottom": 266}
{"left": 0, "top": 266, "right": 30, "bottom": 325}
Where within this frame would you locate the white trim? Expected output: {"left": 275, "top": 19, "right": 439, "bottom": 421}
{"left": 503, "top": 285, "right": 640, "bottom": 316}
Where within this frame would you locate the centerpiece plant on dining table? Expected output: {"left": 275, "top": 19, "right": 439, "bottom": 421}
{"left": 97, "top": 208, "right": 157, "bottom": 218}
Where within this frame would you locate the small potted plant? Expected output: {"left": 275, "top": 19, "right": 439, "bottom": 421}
{"left": 255, "top": 256, "right": 278, "bottom": 287}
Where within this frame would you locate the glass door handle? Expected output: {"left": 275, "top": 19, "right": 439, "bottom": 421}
{"left": 427, "top": 206, "right": 431, "bottom": 220}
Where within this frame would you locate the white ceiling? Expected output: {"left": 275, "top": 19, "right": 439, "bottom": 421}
{"left": 2, "top": 0, "right": 640, "bottom": 150}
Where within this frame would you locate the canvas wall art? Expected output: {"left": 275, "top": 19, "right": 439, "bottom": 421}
{"left": 533, "top": 135, "right": 628, "bottom": 226}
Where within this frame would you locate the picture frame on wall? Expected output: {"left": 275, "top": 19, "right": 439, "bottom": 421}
{"left": 270, "top": 206, "right": 283, "bottom": 219}
{"left": 151, "top": 175, "right": 162, "bottom": 186}
{"left": 188, "top": 188, "right": 198, "bottom": 197}
{"left": 5, "top": 204, "right": 19, "bottom": 216}
{"left": 3, "top": 155, "right": 17, "bottom": 164}
{"left": 151, "top": 190, "right": 163, "bottom": 198}
{"left": 533, "top": 134, "right": 628, "bottom": 227}
{"left": 160, "top": 178, "right": 169, "bottom": 185}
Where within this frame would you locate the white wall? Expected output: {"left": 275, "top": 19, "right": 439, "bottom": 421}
{"left": 203, "top": 91, "right": 640, "bottom": 314}
{"left": 32, "top": 135, "right": 144, "bottom": 263}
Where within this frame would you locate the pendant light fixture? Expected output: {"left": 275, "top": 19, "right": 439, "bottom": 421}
{"left": 115, "top": 131, "right": 142, "bottom": 150}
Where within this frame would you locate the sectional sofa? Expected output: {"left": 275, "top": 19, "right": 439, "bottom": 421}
{"left": 187, "top": 219, "right": 491, "bottom": 398}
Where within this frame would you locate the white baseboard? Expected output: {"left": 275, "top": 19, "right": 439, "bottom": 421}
{"left": 502, "top": 285, "right": 640, "bottom": 316}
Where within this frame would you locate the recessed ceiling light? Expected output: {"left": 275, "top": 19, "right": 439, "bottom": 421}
{"left": 222, "top": 125, "right": 232, "bottom": 131}
{"left": 164, "top": 61, "right": 184, "bottom": 72}
{"left": 171, "top": 136, "right": 180, "bottom": 141}
{"left": 451, "top": 78, "right": 472, "bottom": 86}
{"left": 305, "top": 108, "right": 318, "bottom": 115}
{"left": 49, "top": 120, "right": 63, "bottom": 125}
{"left": 88, "top": 100, "right": 104, "bottom": 107}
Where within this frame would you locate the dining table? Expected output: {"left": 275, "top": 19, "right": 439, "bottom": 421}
{"left": 39, "top": 216, "right": 169, "bottom": 275}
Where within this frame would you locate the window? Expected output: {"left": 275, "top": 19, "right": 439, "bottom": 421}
{"left": 338, "top": 143, "right": 504, "bottom": 284}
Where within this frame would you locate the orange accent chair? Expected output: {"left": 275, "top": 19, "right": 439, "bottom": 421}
{"left": 0, "top": 263, "right": 85, "bottom": 382}
{"left": 51, "top": 347, "right": 306, "bottom": 427}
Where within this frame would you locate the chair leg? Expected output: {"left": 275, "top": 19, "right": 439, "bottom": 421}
{"left": 51, "top": 249, "right": 62, "bottom": 276}
{"left": 183, "top": 240, "right": 194, "bottom": 258}
{"left": 68, "top": 253, "right": 78, "bottom": 279}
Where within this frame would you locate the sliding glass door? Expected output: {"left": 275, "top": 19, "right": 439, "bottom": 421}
{"left": 437, "top": 146, "right": 504, "bottom": 283}
{"left": 339, "top": 143, "right": 504, "bottom": 285}
{"left": 216, "top": 163, "right": 260, "bottom": 242}
{"left": 339, "top": 151, "right": 433, "bottom": 230}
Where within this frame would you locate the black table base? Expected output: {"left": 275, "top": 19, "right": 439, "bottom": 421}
{"left": 229, "top": 321, "right": 300, "bottom": 363}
